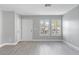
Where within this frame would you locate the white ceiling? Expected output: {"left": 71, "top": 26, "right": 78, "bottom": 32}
{"left": 0, "top": 4, "right": 78, "bottom": 15}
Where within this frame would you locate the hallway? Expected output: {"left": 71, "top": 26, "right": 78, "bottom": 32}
{"left": 0, "top": 41, "right": 79, "bottom": 55}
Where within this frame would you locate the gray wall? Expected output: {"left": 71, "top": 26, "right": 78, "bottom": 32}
{"left": 22, "top": 15, "right": 63, "bottom": 40}
{"left": 0, "top": 11, "right": 2, "bottom": 44}
{"left": 63, "top": 6, "right": 79, "bottom": 47}
{"left": 2, "top": 11, "right": 15, "bottom": 43}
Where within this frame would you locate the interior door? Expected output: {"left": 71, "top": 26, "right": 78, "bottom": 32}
{"left": 22, "top": 19, "right": 33, "bottom": 41}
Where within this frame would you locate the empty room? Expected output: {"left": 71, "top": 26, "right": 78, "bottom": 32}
{"left": 0, "top": 4, "right": 79, "bottom": 55}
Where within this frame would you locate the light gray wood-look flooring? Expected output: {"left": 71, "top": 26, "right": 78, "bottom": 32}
{"left": 0, "top": 41, "right": 79, "bottom": 55}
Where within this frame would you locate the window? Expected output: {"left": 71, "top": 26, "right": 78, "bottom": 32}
{"left": 40, "top": 19, "right": 50, "bottom": 36}
{"left": 40, "top": 19, "right": 61, "bottom": 36}
{"left": 51, "top": 20, "right": 61, "bottom": 36}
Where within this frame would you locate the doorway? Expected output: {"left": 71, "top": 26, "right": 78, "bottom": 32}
{"left": 22, "top": 19, "right": 33, "bottom": 41}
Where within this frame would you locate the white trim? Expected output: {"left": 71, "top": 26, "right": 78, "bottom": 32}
{"left": 0, "top": 41, "right": 19, "bottom": 48}
{"left": 0, "top": 39, "right": 63, "bottom": 48}
{"left": 64, "top": 40, "right": 79, "bottom": 51}
{"left": 20, "top": 39, "right": 63, "bottom": 41}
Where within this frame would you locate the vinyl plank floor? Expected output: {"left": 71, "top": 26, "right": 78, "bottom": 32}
{"left": 0, "top": 41, "right": 79, "bottom": 55}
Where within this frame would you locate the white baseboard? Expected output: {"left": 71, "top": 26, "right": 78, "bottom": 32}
{"left": 0, "top": 40, "right": 63, "bottom": 48}
{"left": 0, "top": 41, "right": 20, "bottom": 48}
{"left": 21, "top": 39, "right": 63, "bottom": 41}
{"left": 64, "top": 40, "right": 79, "bottom": 51}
